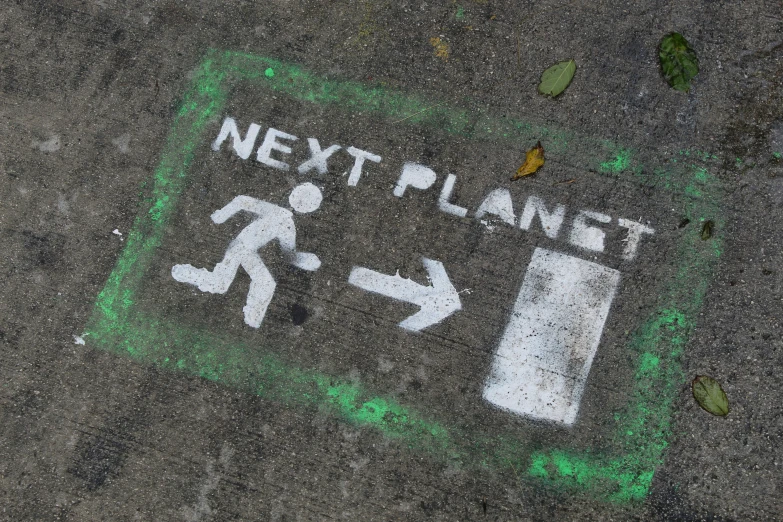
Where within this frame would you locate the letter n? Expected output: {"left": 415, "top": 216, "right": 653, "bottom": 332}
{"left": 211, "top": 117, "right": 261, "bottom": 160}
{"left": 519, "top": 196, "right": 566, "bottom": 239}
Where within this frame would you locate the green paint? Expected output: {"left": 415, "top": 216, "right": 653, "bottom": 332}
{"left": 692, "top": 166, "right": 709, "bottom": 182}
{"left": 599, "top": 148, "right": 631, "bottom": 173}
{"left": 94, "top": 56, "right": 227, "bottom": 334}
{"left": 525, "top": 305, "right": 712, "bottom": 501}
{"left": 773, "top": 152, "right": 782, "bottom": 159}
{"left": 678, "top": 149, "right": 718, "bottom": 162}
{"left": 84, "top": 49, "right": 725, "bottom": 503}
{"left": 89, "top": 311, "right": 455, "bottom": 455}
{"left": 456, "top": 5, "right": 465, "bottom": 19}
{"left": 684, "top": 184, "right": 702, "bottom": 198}
{"left": 212, "top": 51, "right": 674, "bottom": 169}
{"left": 638, "top": 353, "right": 660, "bottom": 372}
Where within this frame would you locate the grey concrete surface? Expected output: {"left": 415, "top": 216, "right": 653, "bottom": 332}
{"left": 1, "top": 1, "right": 782, "bottom": 520}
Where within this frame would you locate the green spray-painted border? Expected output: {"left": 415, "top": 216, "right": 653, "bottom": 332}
{"left": 83, "top": 49, "right": 724, "bottom": 503}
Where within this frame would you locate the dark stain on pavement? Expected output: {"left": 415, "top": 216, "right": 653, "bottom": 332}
{"left": 69, "top": 428, "right": 131, "bottom": 491}
{"left": 290, "top": 303, "right": 309, "bottom": 325}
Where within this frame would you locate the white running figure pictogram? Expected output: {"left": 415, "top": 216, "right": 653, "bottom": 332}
{"left": 171, "top": 183, "right": 323, "bottom": 328}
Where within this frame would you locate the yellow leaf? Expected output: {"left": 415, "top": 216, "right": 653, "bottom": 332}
{"left": 512, "top": 141, "right": 545, "bottom": 180}
{"left": 430, "top": 37, "right": 449, "bottom": 61}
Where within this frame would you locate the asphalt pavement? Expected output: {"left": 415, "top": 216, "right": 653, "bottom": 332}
{"left": 1, "top": 1, "right": 782, "bottom": 520}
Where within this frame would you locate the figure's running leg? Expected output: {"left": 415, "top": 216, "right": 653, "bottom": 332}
{"left": 240, "top": 255, "right": 276, "bottom": 328}
{"left": 171, "top": 247, "right": 242, "bottom": 294}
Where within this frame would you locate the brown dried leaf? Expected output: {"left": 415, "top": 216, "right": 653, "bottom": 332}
{"left": 430, "top": 37, "right": 449, "bottom": 61}
{"left": 512, "top": 142, "right": 545, "bottom": 180}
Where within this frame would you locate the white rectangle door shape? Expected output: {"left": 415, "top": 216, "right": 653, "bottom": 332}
{"left": 483, "top": 248, "right": 621, "bottom": 425}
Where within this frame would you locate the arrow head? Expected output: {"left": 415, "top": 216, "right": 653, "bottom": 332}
{"left": 399, "top": 258, "right": 462, "bottom": 331}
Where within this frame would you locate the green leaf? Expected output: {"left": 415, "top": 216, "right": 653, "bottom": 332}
{"left": 701, "top": 220, "right": 714, "bottom": 240}
{"left": 659, "top": 32, "right": 699, "bottom": 92}
{"left": 538, "top": 59, "right": 576, "bottom": 97}
{"left": 692, "top": 375, "right": 729, "bottom": 416}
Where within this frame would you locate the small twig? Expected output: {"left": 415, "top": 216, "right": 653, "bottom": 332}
{"left": 392, "top": 101, "right": 448, "bottom": 124}
{"left": 510, "top": 463, "right": 523, "bottom": 490}
{"left": 552, "top": 178, "right": 577, "bottom": 186}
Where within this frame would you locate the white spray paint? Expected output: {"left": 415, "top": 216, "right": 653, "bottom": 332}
{"left": 483, "top": 248, "right": 620, "bottom": 425}
{"left": 479, "top": 220, "right": 495, "bottom": 231}
{"left": 208, "top": 118, "right": 657, "bottom": 260}
{"left": 393, "top": 163, "right": 437, "bottom": 197}
{"left": 111, "top": 133, "right": 130, "bottom": 153}
{"left": 475, "top": 188, "right": 516, "bottom": 226}
{"left": 256, "top": 127, "right": 298, "bottom": 170}
{"left": 288, "top": 182, "right": 323, "bottom": 214}
{"left": 437, "top": 174, "right": 468, "bottom": 217}
{"left": 518, "top": 196, "right": 566, "bottom": 239}
{"left": 348, "top": 258, "right": 461, "bottom": 331}
{"left": 297, "top": 138, "right": 341, "bottom": 175}
{"left": 57, "top": 191, "right": 77, "bottom": 216}
{"left": 73, "top": 335, "right": 86, "bottom": 345}
{"left": 211, "top": 116, "right": 383, "bottom": 185}
{"left": 345, "top": 147, "right": 382, "bottom": 186}
{"left": 32, "top": 135, "right": 60, "bottom": 152}
{"left": 433, "top": 173, "right": 655, "bottom": 257}
{"left": 181, "top": 443, "right": 234, "bottom": 522}
{"left": 171, "top": 185, "right": 322, "bottom": 328}
{"left": 211, "top": 117, "right": 261, "bottom": 159}
{"left": 200, "top": 116, "right": 665, "bottom": 425}
{"left": 569, "top": 210, "right": 612, "bottom": 252}
{"left": 617, "top": 218, "right": 655, "bottom": 260}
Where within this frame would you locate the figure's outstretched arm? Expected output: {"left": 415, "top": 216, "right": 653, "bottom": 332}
{"left": 210, "top": 195, "right": 265, "bottom": 224}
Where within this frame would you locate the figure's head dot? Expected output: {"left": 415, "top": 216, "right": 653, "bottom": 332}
{"left": 289, "top": 183, "right": 322, "bottom": 214}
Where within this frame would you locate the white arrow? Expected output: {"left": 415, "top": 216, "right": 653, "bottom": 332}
{"left": 348, "top": 257, "right": 462, "bottom": 332}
